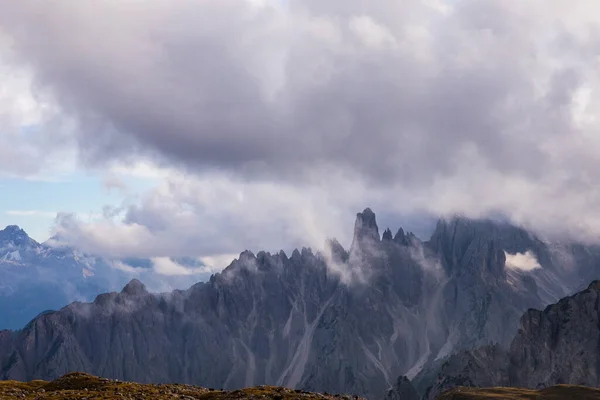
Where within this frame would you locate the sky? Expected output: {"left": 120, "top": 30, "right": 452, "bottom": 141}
{"left": 1, "top": 0, "right": 600, "bottom": 273}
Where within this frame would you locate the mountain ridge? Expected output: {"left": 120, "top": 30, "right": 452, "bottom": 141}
{"left": 0, "top": 224, "right": 214, "bottom": 330}
{"left": 2, "top": 209, "right": 600, "bottom": 399}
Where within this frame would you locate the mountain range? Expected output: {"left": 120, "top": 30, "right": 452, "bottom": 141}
{"left": 1, "top": 208, "right": 600, "bottom": 399}
{"left": 0, "top": 225, "right": 213, "bottom": 330}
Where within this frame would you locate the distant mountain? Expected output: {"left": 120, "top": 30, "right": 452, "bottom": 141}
{"left": 425, "top": 280, "right": 600, "bottom": 398}
{"left": 1, "top": 209, "right": 599, "bottom": 399}
{"left": 0, "top": 225, "right": 212, "bottom": 330}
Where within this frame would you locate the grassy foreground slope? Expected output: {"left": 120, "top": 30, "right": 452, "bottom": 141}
{"left": 0, "top": 372, "right": 365, "bottom": 400}
{"left": 440, "top": 385, "right": 600, "bottom": 399}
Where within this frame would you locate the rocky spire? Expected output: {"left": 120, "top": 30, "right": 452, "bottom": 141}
{"left": 1, "top": 225, "right": 23, "bottom": 234}
{"left": 121, "top": 279, "right": 148, "bottom": 296}
{"left": 351, "top": 208, "right": 380, "bottom": 247}
{"left": 382, "top": 228, "right": 393, "bottom": 241}
{"left": 325, "top": 238, "right": 349, "bottom": 263}
{"left": 0, "top": 225, "right": 40, "bottom": 250}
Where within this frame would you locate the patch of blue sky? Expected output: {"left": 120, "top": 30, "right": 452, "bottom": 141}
{"left": 0, "top": 170, "right": 158, "bottom": 242}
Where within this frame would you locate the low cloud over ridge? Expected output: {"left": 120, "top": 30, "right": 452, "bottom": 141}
{"left": 2, "top": 1, "right": 600, "bottom": 258}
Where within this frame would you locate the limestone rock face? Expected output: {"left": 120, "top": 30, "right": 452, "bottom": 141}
{"left": 509, "top": 280, "right": 600, "bottom": 389}
{"left": 0, "top": 226, "right": 211, "bottom": 331}
{"left": 383, "top": 376, "right": 419, "bottom": 400}
{"left": 351, "top": 208, "right": 381, "bottom": 248}
{"left": 426, "top": 281, "right": 600, "bottom": 398}
{"left": 2, "top": 210, "right": 600, "bottom": 400}
{"left": 423, "top": 345, "right": 510, "bottom": 399}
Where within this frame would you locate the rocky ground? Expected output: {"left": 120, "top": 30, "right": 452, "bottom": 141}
{"left": 439, "top": 385, "right": 600, "bottom": 399}
{"left": 0, "top": 372, "right": 366, "bottom": 400}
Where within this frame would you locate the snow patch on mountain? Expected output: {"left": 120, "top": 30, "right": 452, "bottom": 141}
{"left": 2, "top": 250, "right": 22, "bottom": 262}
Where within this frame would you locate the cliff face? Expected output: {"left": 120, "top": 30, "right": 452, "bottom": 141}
{"left": 509, "top": 280, "right": 600, "bottom": 388}
{"left": 383, "top": 376, "right": 419, "bottom": 400}
{"left": 427, "top": 280, "right": 600, "bottom": 398}
{"left": 0, "top": 211, "right": 434, "bottom": 399}
{"left": 1, "top": 209, "right": 599, "bottom": 399}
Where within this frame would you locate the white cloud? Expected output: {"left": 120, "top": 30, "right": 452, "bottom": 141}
{"left": 199, "top": 254, "right": 241, "bottom": 273}
{"left": 108, "top": 160, "right": 173, "bottom": 180}
{"left": 505, "top": 251, "right": 542, "bottom": 272}
{"left": 52, "top": 171, "right": 356, "bottom": 259}
{"left": 151, "top": 257, "right": 210, "bottom": 276}
{"left": 349, "top": 15, "right": 397, "bottom": 48}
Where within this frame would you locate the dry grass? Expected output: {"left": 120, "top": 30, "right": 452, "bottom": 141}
{"left": 0, "top": 372, "right": 365, "bottom": 400}
{"left": 440, "top": 385, "right": 600, "bottom": 400}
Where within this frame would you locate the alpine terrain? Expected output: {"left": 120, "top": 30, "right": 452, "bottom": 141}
{"left": 1, "top": 209, "right": 599, "bottom": 399}
{"left": 0, "top": 225, "right": 212, "bottom": 330}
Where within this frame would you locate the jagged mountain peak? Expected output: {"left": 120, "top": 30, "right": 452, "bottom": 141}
{"left": 428, "top": 214, "right": 541, "bottom": 276}
{"left": 277, "top": 249, "right": 288, "bottom": 260}
{"left": 431, "top": 215, "right": 532, "bottom": 241}
{"left": 121, "top": 279, "right": 148, "bottom": 296}
{"left": 4, "top": 208, "right": 600, "bottom": 399}
{"left": 382, "top": 228, "right": 393, "bottom": 241}
{"left": 0, "top": 225, "right": 40, "bottom": 261}
{"left": 239, "top": 249, "right": 256, "bottom": 259}
{"left": 325, "top": 237, "right": 349, "bottom": 263}
{"left": 0, "top": 225, "right": 37, "bottom": 247}
{"left": 42, "top": 233, "right": 71, "bottom": 248}
{"left": 352, "top": 207, "right": 380, "bottom": 246}
{"left": 588, "top": 280, "right": 600, "bottom": 291}
{"left": 2, "top": 224, "right": 23, "bottom": 233}
{"left": 393, "top": 227, "right": 417, "bottom": 246}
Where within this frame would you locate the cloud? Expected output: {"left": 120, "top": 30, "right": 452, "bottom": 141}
{"left": 51, "top": 171, "right": 357, "bottom": 258}
{"left": 505, "top": 251, "right": 542, "bottom": 272}
{"left": 109, "top": 259, "right": 212, "bottom": 292}
{"left": 102, "top": 174, "right": 128, "bottom": 194}
{"left": 1, "top": 0, "right": 600, "bottom": 257}
{"left": 151, "top": 257, "right": 210, "bottom": 276}
{"left": 149, "top": 255, "right": 235, "bottom": 277}
{"left": 1, "top": 0, "right": 598, "bottom": 183}
{"left": 199, "top": 254, "right": 243, "bottom": 273}
{"left": 0, "top": 41, "right": 75, "bottom": 179}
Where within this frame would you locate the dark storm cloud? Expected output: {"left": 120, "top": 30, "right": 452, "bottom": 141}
{"left": 3, "top": 0, "right": 600, "bottom": 259}
{"left": 1, "top": 0, "right": 598, "bottom": 186}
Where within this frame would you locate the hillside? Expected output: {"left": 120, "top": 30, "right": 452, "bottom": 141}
{"left": 0, "top": 372, "right": 365, "bottom": 400}
{"left": 424, "top": 280, "right": 600, "bottom": 397}
{"left": 4, "top": 210, "right": 600, "bottom": 398}
{"left": 439, "top": 385, "right": 600, "bottom": 399}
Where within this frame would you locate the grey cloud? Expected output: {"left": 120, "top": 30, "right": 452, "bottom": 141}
{"left": 0, "top": 47, "right": 74, "bottom": 178}
{"left": 1, "top": 0, "right": 598, "bottom": 186}
{"left": 52, "top": 174, "right": 354, "bottom": 258}
{"left": 3, "top": 0, "right": 600, "bottom": 254}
